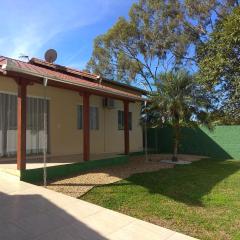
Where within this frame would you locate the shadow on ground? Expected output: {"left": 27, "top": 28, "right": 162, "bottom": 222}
{"left": 0, "top": 192, "right": 107, "bottom": 240}
{"left": 107, "top": 158, "right": 240, "bottom": 206}
{"left": 15, "top": 125, "right": 239, "bottom": 209}
{"left": 44, "top": 156, "right": 240, "bottom": 207}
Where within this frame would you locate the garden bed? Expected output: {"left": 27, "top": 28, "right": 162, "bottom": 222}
{"left": 47, "top": 154, "right": 178, "bottom": 197}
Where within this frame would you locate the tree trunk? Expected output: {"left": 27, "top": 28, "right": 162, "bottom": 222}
{"left": 172, "top": 138, "right": 178, "bottom": 162}
{"left": 172, "top": 123, "right": 180, "bottom": 162}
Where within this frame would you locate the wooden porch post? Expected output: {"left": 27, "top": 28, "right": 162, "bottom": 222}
{"left": 83, "top": 92, "right": 90, "bottom": 161}
{"left": 124, "top": 100, "right": 129, "bottom": 155}
{"left": 17, "top": 80, "right": 27, "bottom": 170}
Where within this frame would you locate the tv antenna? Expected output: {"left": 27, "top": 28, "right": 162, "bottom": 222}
{"left": 19, "top": 54, "right": 29, "bottom": 61}
{"left": 44, "top": 49, "right": 57, "bottom": 63}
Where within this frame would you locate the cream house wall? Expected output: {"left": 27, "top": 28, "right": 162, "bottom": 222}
{"left": 0, "top": 76, "right": 143, "bottom": 156}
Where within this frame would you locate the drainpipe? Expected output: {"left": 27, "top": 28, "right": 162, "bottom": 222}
{"left": 140, "top": 82, "right": 149, "bottom": 163}
{"left": 43, "top": 77, "right": 48, "bottom": 187}
{"left": 144, "top": 100, "right": 148, "bottom": 162}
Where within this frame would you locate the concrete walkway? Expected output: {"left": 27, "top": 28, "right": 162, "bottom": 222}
{"left": 0, "top": 172, "right": 197, "bottom": 240}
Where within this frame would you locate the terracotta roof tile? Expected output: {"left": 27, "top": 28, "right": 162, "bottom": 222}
{"left": 0, "top": 56, "right": 144, "bottom": 101}
{"left": 30, "top": 58, "right": 100, "bottom": 80}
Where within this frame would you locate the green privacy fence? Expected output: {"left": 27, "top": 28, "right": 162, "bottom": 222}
{"left": 147, "top": 126, "right": 240, "bottom": 159}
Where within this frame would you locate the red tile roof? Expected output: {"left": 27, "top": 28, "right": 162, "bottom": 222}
{"left": 30, "top": 58, "right": 147, "bottom": 95}
{"left": 0, "top": 56, "right": 145, "bottom": 101}
{"left": 30, "top": 58, "right": 100, "bottom": 80}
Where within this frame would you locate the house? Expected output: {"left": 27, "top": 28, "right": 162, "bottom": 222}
{"left": 0, "top": 56, "right": 146, "bottom": 172}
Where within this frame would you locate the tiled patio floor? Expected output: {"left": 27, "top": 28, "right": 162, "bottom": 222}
{"left": 0, "top": 153, "right": 120, "bottom": 170}
{"left": 0, "top": 172, "right": 198, "bottom": 240}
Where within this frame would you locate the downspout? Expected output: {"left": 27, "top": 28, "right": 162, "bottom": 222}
{"left": 144, "top": 100, "right": 148, "bottom": 162}
{"left": 140, "top": 81, "right": 149, "bottom": 162}
{"left": 43, "top": 77, "right": 48, "bottom": 187}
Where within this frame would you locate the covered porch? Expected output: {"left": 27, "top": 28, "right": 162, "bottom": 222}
{"left": 13, "top": 82, "right": 130, "bottom": 172}
{"left": 0, "top": 58, "right": 144, "bottom": 178}
{"left": 0, "top": 153, "right": 123, "bottom": 170}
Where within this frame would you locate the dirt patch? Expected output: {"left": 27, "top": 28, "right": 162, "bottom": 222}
{"left": 148, "top": 154, "right": 208, "bottom": 162}
{"left": 47, "top": 154, "right": 206, "bottom": 198}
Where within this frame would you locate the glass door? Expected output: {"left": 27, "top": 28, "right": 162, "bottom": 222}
{"left": 0, "top": 92, "right": 49, "bottom": 157}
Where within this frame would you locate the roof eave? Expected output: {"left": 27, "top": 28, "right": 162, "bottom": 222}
{"left": 101, "top": 77, "right": 148, "bottom": 95}
{"left": 1, "top": 60, "right": 145, "bottom": 102}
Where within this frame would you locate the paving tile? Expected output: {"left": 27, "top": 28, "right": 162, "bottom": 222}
{"left": 167, "top": 232, "right": 197, "bottom": 240}
{"left": 0, "top": 173, "right": 198, "bottom": 240}
{"left": 0, "top": 196, "right": 44, "bottom": 222}
{"left": 14, "top": 211, "right": 71, "bottom": 238}
{"left": 135, "top": 219, "right": 176, "bottom": 237}
{"left": 0, "top": 221, "right": 30, "bottom": 240}
{"left": 47, "top": 198, "right": 103, "bottom": 222}
{"left": 81, "top": 208, "right": 135, "bottom": 236}
{"left": 12, "top": 186, "right": 81, "bottom": 207}
{"left": 62, "top": 221, "right": 108, "bottom": 240}
{"left": 34, "top": 226, "right": 78, "bottom": 240}
{"left": 13, "top": 187, "right": 105, "bottom": 221}
{"left": 0, "top": 191, "right": 11, "bottom": 204}
{"left": 108, "top": 221, "right": 175, "bottom": 240}
{"left": 0, "top": 179, "right": 34, "bottom": 194}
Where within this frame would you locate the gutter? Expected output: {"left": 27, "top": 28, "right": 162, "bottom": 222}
{"left": 101, "top": 77, "right": 148, "bottom": 95}
{"left": 2, "top": 59, "right": 146, "bottom": 102}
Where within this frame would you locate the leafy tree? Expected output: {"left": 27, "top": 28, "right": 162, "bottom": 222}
{"left": 87, "top": 0, "right": 238, "bottom": 91}
{"left": 149, "top": 70, "right": 212, "bottom": 161}
{"left": 198, "top": 7, "right": 240, "bottom": 124}
{"left": 87, "top": 0, "right": 189, "bottom": 91}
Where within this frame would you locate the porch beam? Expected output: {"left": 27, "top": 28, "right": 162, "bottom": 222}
{"left": 83, "top": 92, "right": 90, "bottom": 161}
{"left": 17, "top": 80, "right": 27, "bottom": 170}
{"left": 5, "top": 72, "right": 137, "bottom": 102}
{"left": 124, "top": 100, "right": 129, "bottom": 155}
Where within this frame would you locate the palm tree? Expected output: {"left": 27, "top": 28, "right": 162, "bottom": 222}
{"left": 149, "top": 70, "right": 212, "bottom": 162}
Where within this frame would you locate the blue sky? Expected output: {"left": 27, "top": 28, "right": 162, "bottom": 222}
{"left": 0, "top": 0, "right": 136, "bottom": 70}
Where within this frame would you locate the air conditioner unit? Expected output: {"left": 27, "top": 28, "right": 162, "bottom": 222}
{"left": 103, "top": 98, "right": 115, "bottom": 109}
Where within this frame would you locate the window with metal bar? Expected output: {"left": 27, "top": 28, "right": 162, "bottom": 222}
{"left": 118, "top": 110, "right": 132, "bottom": 130}
{"left": 77, "top": 105, "right": 99, "bottom": 130}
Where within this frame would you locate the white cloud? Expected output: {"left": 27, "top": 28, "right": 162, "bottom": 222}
{"left": 0, "top": 0, "right": 132, "bottom": 59}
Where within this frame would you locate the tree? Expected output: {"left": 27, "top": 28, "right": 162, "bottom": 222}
{"left": 149, "top": 70, "right": 212, "bottom": 161}
{"left": 87, "top": 0, "right": 238, "bottom": 91}
{"left": 87, "top": 0, "right": 189, "bottom": 91}
{"left": 197, "top": 7, "right": 240, "bottom": 124}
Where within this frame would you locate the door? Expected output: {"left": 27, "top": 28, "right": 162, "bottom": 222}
{"left": 0, "top": 92, "right": 49, "bottom": 157}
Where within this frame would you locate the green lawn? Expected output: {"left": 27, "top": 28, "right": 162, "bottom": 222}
{"left": 82, "top": 158, "right": 240, "bottom": 240}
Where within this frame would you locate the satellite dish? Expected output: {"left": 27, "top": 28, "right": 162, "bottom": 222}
{"left": 44, "top": 49, "right": 57, "bottom": 63}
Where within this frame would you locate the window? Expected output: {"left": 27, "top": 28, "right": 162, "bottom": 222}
{"left": 27, "top": 97, "right": 49, "bottom": 131}
{"left": 118, "top": 111, "right": 124, "bottom": 130}
{"left": 26, "top": 97, "right": 50, "bottom": 155}
{"left": 90, "top": 106, "right": 99, "bottom": 130}
{"left": 77, "top": 105, "right": 83, "bottom": 129}
{"left": 118, "top": 111, "right": 132, "bottom": 130}
{"left": 0, "top": 93, "right": 50, "bottom": 157}
{"left": 77, "top": 105, "right": 99, "bottom": 130}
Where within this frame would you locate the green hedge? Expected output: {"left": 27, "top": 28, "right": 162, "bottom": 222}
{"left": 147, "top": 126, "right": 240, "bottom": 160}
{"left": 21, "top": 155, "right": 129, "bottom": 183}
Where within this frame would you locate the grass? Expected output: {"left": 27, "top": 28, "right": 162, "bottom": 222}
{"left": 82, "top": 158, "right": 240, "bottom": 240}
